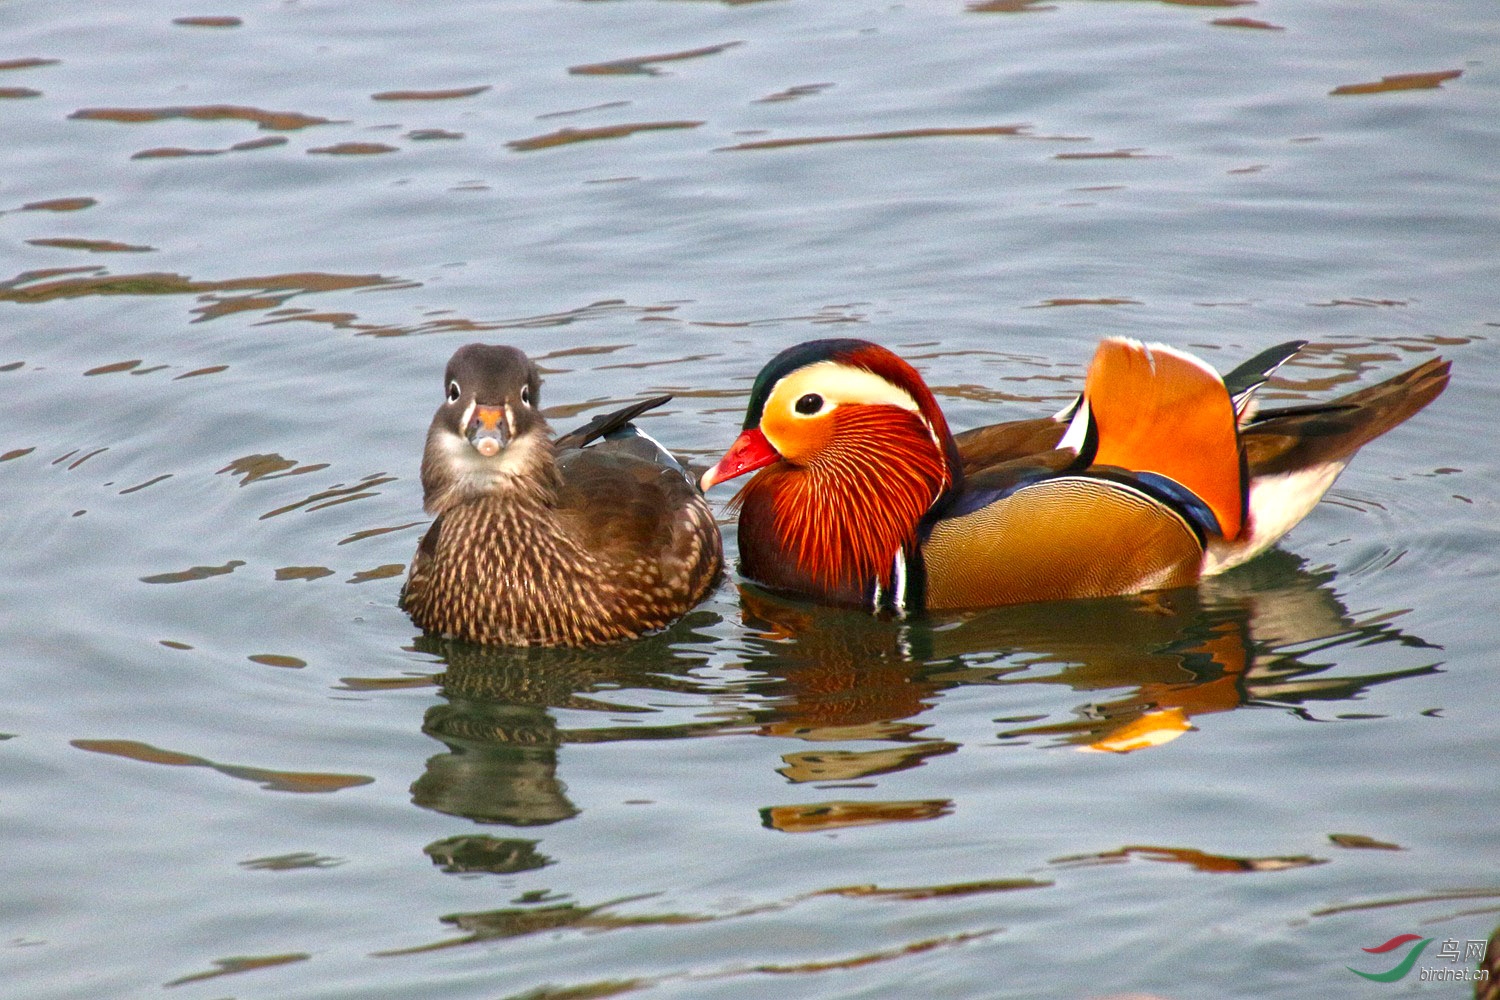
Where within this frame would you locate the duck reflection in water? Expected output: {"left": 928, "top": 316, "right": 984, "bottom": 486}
{"left": 400, "top": 545, "right": 1439, "bottom": 840}
{"left": 735, "top": 547, "right": 1441, "bottom": 769}
{"left": 408, "top": 612, "right": 724, "bottom": 827}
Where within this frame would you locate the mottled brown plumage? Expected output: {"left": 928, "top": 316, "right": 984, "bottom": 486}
{"left": 401, "top": 344, "right": 722, "bottom": 646}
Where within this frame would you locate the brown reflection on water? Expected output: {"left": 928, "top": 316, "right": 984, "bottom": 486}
{"left": 1053, "top": 148, "right": 1161, "bottom": 160}
{"left": 0, "top": 87, "right": 42, "bottom": 99}
{"left": 165, "top": 953, "right": 308, "bottom": 989}
{"left": 814, "top": 877, "right": 1050, "bottom": 900}
{"left": 70, "top": 738, "right": 373, "bottom": 792}
{"left": 131, "top": 135, "right": 287, "bottom": 160}
{"left": 569, "top": 41, "right": 743, "bottom": 76}
{"left": 255, "top": 473, "right": 397, "bottom": 520}
{"left": 171, "top": 16, "right": 243, "bottom": 28}
{"left": 1212, "top": 16, "right": 1284, "bottom": 29}
{"left": 69, "top": 104, "right": 338, "bottom": 130}
{"left": 16, "top": 197, "right": 95, "bottom": 212}
{"left": 507, "top": 120, "right": 704, "bottom": 152}
{"left": 1311, "top": 888, "right": 1500, "bottom": 918}
{"left": 424, "top": 835, "right": 553, "bottom": 874}
{"left": 754, "top": 83, "right": 834, "bottom": 103}
{"left": 219, "top": 453, "right": 330, "bottom": 486}
{"left": 139, "top": 559, "right": 245, "bottom": 584}
{"left": 371, "top": 86, "right": 490, "bottom": 101}
{"left": 308, "top": 142, "right": 400, "bottom": 156}
{"left": 376, "top": 896, "right": 713, "bottom": 957}
{"left": 1329, "top": 832, "right": 1404, "bottom": 851}
{"left": 1331, "top": 70, "right": 1463, "bottom": 96}
{"left": 0, "top": 268, "right": 407, "bottom": 319}
{"left": 968, "top": 1, "right": 1057, "bottom": 13}
{"left": 717, "top": 125, "right": 1030, "bottom": 152}
{"left": 736, "top": 548, "right": 1441, "bottom": 755}
{"left": 27, "top": 237, "right": 154, "bottom": 253}
{"left": 401, "top": 615, "right": 731, "bottom": 827}
{"left": 778, "top": 741, "right": 957, "bottom": 784}
{"left": 1027, "top": 296, "right": 1141, "bottom": 308}
{"left": 379, "top": 884, "right": 1007, "bottom": 987}
{"left": 1052, "top": 844, "right": 1327, "bottom": 872}
{"left": 761, "top": 799, "right": 953, "bottom": 833}
{"left": 1259, "top": 335, "right": 1466, "bottom": 398}
{"left": 254, "top": 297, "right": 677, "bottom": 338}
{"left": 0, "top": 58, "right": 60, "bottom": 71}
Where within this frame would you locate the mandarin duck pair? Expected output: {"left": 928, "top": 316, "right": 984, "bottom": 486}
{"left": 401, "top": 338, "right": 1448, "bottom": 647}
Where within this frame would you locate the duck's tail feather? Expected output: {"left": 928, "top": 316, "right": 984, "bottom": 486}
{"left": 1242, "top": 357, "right": 1450, "bottom": 476}
{"left": 1204, "top": 356, "right": 1450, "bottom": 575}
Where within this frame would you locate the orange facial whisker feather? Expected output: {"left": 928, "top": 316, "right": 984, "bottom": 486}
{"left": 769, "top": 406, "right": 949, "bottom": 593}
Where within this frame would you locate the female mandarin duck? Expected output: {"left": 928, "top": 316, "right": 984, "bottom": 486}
{"left": 700, "top": 338, "right": 1448, "bottom": 614}
{"left": 402, "top": 344, "right": 722, "bottom": 646}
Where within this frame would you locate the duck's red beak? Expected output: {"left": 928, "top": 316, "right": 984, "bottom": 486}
{"left": 700, "top": 428, "right": 780, "bottom": 492}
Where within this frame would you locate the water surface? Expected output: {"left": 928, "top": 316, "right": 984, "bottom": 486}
{"left": 2, "top": 1, "right": 1498, "bottom": 998}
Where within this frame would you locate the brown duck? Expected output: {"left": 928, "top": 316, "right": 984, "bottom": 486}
{"left": 402, "top": 344, "right": 722, "bottom": 646}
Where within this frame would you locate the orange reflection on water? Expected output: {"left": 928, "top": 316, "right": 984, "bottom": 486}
{"left": 27, "top": 237, "right": 153, "bottom": 253}
{"left": 132, "top": 136, "right": 287, "bottom": 159}
{"left": 507, "top": 121, "right": 704, "bottom": 152}
{"left": 718, "top": 125, "right": 1030, "bottom": 152}
{"left": 761, "top": 799, "right": 953, "bottom": 833}
{"left": 1027, "top": 296, "right": 1142, "bottom": 307}
{"left": 1053, "top": 148, "right": 1161, "bottom": 160}
{"left": 0, "top": 268, "right": 407, "bottom": 321}
{"left": 569, "top": 41, "right": 743, "bottom": 76}
{"left": 0, "top": 58, "right": 60, "bottom": 70}
{"left": 308, "top": 142, "right": 399, "bottom": 155}
{"left": 70, "top": 739, "right": 373, "bottom": 793}
{"left": 170, "top": 16, "right": 242, "bottom": 28}
{"left": 738, "top": 548, "right": 1441, "bottom": 757}
{"left": 754, "top": 83, "right": 834, "bottom": 103}
{"left": 17, "top": 197, "right": 95, "bottom": 212}
{"left": 968, "top": 1, "right": 1057, "bottom": 13}
{"left": 815, "top": 877, "right": 1050, "bottom": 900}
{"left": 1053, "top": 844, "right": 1327, "bottom": 872}
{"left": 165, "top": 953, "right": 308, "bottom": 989}
{"left": 1331, "top": 70, "right": 1462, "bottom": 96}
{"left": 70, "top": 104, "right": 338, "bottom": 130}
{"left": 371, "top": 86, "right": 490, "bottom": 101}
{"left": 1212, "top": 16, "right": 1284, "bottom": 29}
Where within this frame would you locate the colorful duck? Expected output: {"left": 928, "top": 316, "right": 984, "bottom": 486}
{"left": 701, "top": 338, "right": 1448, "bottom": 614}
{"left": 403, "top": 344, "right": 722, "bottom": 646}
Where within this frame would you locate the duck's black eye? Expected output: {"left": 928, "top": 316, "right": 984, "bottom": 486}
{"left": 795, "top": 393, "right": 824, "bottom": 415}
{"left": 520, "top": 385, "right": 531, "bottom": 406}
{"left": 447, "top": 380, "right": 461, "bottom": 404}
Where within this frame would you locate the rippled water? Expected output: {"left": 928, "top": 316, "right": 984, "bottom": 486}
{"left": 3, "top": 2, "right": 1498, "bottom": 998}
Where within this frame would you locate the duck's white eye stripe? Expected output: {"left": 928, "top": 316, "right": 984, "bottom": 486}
{"left": 774, "top": 361, "right": 922, "bottom": 414}
{"left": 521, "top": 385, "right": 531, "bottom": 405}
{"left": 447, "top": 380, "right": 461, "bottom": 403}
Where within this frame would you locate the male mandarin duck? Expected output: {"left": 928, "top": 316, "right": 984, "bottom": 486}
{"left": 700, "top": 337, "right": 1448, "bottom": 614}
{"left": 402, "top": 344, "right": 722, "bottom": 646}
